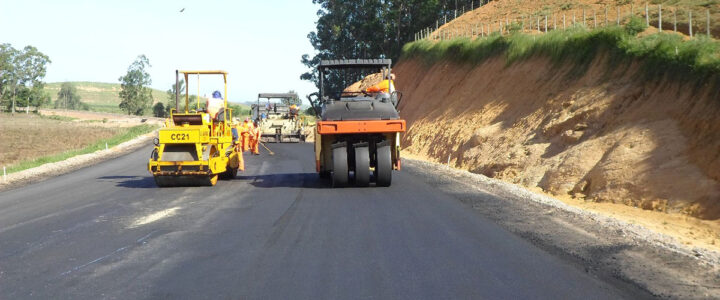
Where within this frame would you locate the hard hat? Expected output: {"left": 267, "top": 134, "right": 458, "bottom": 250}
{"left": 212, "top": 90, "right": 222, "bottom": 99}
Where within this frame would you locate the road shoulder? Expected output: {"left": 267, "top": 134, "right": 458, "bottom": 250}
{"left": 0, "top": 132, "right": 155, "bottom": 192}
{"left": 404, "top": 158, "right": 720, "bottom": 299}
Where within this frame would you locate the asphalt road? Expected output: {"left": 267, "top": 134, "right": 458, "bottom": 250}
{"left": 0, "top": 143, "right": 647, "bottom": 299}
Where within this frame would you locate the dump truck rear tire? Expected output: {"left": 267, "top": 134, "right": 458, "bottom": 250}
{"left": 354, "top": 146, "right": 370, "bottom": 187}
{"left": 332, "top": 145, "right": 348, "bottom": 187}
{"left": 376, "top": 143, "right": 392, "bottom": 187}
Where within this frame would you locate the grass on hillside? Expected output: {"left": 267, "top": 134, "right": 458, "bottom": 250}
{"left": 4, "top": 123, "right": 157, "bottom": 174}
{"left": 403, "top": 18, "right": 720, "bottom": 83}
{"left": 45, "top": 82, "right": 169, "bottom": 114}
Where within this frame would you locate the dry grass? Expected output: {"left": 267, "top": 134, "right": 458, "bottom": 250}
{"left": 0, "top": 113, "right": 122, "bottom": 167}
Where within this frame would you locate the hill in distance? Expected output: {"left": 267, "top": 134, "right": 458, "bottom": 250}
{"left": 45, "top": 82, "right": 249, "bottom": 115}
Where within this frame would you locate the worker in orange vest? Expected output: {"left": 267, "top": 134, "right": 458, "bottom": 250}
{"left": 231, "top": 120, "right": 245, "bottom": 171}
{"left": 365, "top": 74, "right": 395, "bottom": 96}
{"left": 250, "top": 120, "right": 261, "bottom": 155}
{"left": 240, "top": 118, "right": 252, "bottom": 152}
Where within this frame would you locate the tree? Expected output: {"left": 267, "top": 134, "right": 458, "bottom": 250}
{"left": 0, "top": 44, "right": 17, "bottom": 106}
{"left": 0, "top": 44, "right": 50, "bottom": 113}
{"left": 55, "top": 82, "right": 86, "bottom": 110}
{"left": 304, "top": 106, "right": 317, "bottom": 116}
{"left": 301, "top": 0, "right": 452, "bottom": 91}
{"left": 118, "top": 55, "right": 153, "bottom": 115}
{"left": 165, "top": 79, "right": 185, "bottom": 115}
{"left": 152, "top": 102, "right": 166, "bottom": 117}
{"left": 280, "top": 90, "right": 301, "bottom": 106}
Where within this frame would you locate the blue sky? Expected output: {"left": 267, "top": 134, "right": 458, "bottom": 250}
{"left": 0, "top": 0, "right": 320, "bottom": 104}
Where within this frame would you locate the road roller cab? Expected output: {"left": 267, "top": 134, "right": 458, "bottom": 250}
{"left": 148, "top": 70, "right": 242, "bottom": 187}
{"left": 307, "top": 59, "right": 406, "bottom": 187}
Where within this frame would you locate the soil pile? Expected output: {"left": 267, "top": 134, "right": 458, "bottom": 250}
{"left": 343, "top": 72, "right": 385, "bottom": 94}
{"left": 394, "top": 56, "right": 720, "bottom": 220}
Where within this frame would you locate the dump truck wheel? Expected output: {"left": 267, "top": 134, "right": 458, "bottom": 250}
{"left": 354, "top": 146, "right": 370, "bottom": 187}
{"left": 376, "top": 144, "right": 392, "bottom": 187}
{"left": 332, "top": 146, "right": 348, "bottom": 187}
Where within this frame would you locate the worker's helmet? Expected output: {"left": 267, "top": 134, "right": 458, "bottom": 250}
{"left": 212, "top": 90, "right": 222, "bottom": 99}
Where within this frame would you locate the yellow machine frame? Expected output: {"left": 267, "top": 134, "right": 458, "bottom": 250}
{"left": 148, "top": 70, "right": 241, "bottom": 187}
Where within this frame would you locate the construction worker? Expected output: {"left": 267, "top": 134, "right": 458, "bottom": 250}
{"left": 365, "top": 73, "right": 396, "bottom": 98}
{"left": 206, "top": 90, "right": 225, "bottom": 121}
{"left": 240, "top": 118, "right": 252, "bottom": 152}
{"left": 289, "top": 104, "right": 299, "bottom": 120}
{"left": 250, "top": 120, "right": 261, "bottom": 155}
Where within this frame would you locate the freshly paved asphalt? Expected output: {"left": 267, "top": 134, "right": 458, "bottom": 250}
{"left": 0, "top": 143, "right": 646, "bottom": 299}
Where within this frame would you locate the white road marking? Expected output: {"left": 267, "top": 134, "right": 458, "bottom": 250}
{"left": 129, "top": 207, "right": 181, "bottom": 228}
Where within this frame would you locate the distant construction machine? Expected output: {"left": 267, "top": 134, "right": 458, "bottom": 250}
{"left": 251, "top": 93, "right": 306, "bottom": 143}
{"left": 148, "top": 70, "right": 242, "bottom": 187}
{"left": 308, "top": 59, "right": 406, "bottom": 187}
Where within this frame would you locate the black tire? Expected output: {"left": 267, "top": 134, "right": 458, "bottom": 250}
{"left": 220, "top": 167, "right": 236, "bottom": 180}
{"left": 354, "top": 146, "right": 370, "bottom": 187}
{"left": 332, "top": 146, "right": 348, "bottom": 187}
{"left": 375, "top": 143, "right": 392, "bottom": 187}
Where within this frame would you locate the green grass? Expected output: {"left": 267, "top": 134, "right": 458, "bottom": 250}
{"left": 42, "top": 115, "right": 78, "bottom": 122}
{"left": 402, "top": 21, "right": 720, "bottom": 84}
{"left": 45, "top": 82, "right": 168, "bottom": 114}
{"left": 6, "top": 124, "right": 158, "bottom": 174}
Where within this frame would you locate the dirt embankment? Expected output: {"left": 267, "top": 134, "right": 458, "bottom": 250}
{"left": 395, "top": 56, "right": 720, "bottom": 220}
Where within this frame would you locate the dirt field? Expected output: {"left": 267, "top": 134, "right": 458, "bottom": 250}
{"left": 0, "top": 113, "right": 124, "bottom": 168}
{"left": 37, "top": 109, "right": 162, "bottom": 127}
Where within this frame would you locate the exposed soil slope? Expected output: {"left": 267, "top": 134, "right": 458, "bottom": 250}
{"left": 395, "top": 55, "right": 720, "bottom": 220}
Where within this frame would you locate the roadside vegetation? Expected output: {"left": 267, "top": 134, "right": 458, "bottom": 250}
{"left": 0, "top": 113, "right": 157, "bottom": 174}
{"left": 402, "top": 17, "right": 720, "bottom": 83}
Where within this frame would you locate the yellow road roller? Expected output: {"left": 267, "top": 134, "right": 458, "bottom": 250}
{"left": 148, "top": 70, "right": 242, "bottom": 187}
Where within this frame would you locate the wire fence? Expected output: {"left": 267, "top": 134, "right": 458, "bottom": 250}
{"left": 415, "top": 2, "right": 717, "bottom": 41}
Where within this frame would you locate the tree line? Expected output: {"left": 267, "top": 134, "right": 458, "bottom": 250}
{"left": 301, "top": 0, "right": 472, "bottom": 92}
{"left": 0, "top": 43, "right": 51, "bottom": 113}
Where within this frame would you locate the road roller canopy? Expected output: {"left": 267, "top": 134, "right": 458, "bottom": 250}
{"left": 258, "top": 93, "right": 299, "bottom": 100}
{"left": 178, "top": 70, "right": 228, "bottom": 82}
{"left": 174, "top": 70, "right": 229, "bottom": 120}
{"left": 318, "top": 59, "right": 391, "bottom": 70}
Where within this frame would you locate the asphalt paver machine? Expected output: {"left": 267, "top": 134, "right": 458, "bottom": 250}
{"left": 251, "top": 93, "right": 305, "bottom": 143}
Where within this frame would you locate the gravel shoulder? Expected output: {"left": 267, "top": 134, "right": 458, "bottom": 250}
{"left": 404, "top": 158, "right": 720, "bottom": 299}
{"left": 0, "top": 132, "right": 156, "bottom": 192}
